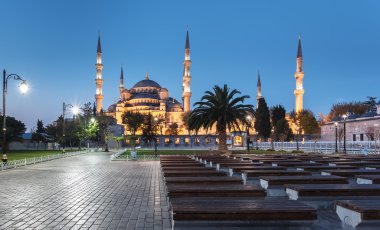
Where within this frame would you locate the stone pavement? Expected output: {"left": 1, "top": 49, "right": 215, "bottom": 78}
{"left": 0, "top": 151, "right": 171, "bottom": 230}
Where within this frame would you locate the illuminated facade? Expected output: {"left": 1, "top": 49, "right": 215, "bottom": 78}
{"left": 104, "top": 31, "right": 192, "bottom": 135}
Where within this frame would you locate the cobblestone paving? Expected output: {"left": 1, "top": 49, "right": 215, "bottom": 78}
{"left": 0, "top": 152, "right": 171, "bottom": 230}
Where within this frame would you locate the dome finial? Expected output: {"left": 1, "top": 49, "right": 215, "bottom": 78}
{"left": 145, "top": 70, "right": 149, "bottom": 80}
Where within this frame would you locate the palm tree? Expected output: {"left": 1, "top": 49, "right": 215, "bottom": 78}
{"left": 188, "top": 84, "right": 254, "bottom": 151}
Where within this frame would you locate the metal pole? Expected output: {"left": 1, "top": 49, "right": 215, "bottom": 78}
{"left": 343, "top": 121, "right": 346, "bottom": 153}
{"left": 2, "top": 70, "right": 7, "bottom": 162}
{"left": 246, "top": 125, "right": 250, "bottom": 152}
{"left": 335, "top": 125, "right": 338, "bottom": 153}
{"left": 62, "top": 102, "right": 66, "bottom": 153}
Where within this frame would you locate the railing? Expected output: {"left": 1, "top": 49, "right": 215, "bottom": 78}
{"left": 252, "top": 141, "right": 380, "bottom": 154}
{"left": 110, "top": 148, "right": 127, "bottom": 160}
{"left": 0, "top": 150, "right": 88, "bottom": 171}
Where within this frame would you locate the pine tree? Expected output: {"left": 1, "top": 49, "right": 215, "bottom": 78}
{"left": 254, "top": 98, "right": 271, "bottom": 140}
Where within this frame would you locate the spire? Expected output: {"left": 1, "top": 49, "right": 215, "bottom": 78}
{"left": 185, "top": 30, "right": 190, "bottom": 49}
{"left": 97, "top": 33, "right": 102, "bottom": 53}
{"left": 257, "top": 71, "right": 261, "bottom": 88}
{"left": 120, "top": 67, "right": 124, "bottom": 80}
{"left": 297, "top": 34, "right": 302, "bottom": 58}
{"left": 145, "top": 71, "right": 149, "bottom": 80}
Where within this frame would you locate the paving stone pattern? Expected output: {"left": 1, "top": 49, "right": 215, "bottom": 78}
{"left": 0, "top": 152, "right": 171, "bottom": 230}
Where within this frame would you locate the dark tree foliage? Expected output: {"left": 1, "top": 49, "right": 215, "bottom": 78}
{"left": 141, "top": 113, "right": 157, "bottom": 146}
{"left": 270, "top": 105, "right": 286, "bottom": 128}
{"left": 95, "top": 114, "right": 116, "bottom": 145}
{"left": 122, "top": 111, "right": 145, "bottom": 135}
{"left": 36, "top": 119, "right": 45, "bottom": 133}
{"left": 328, "top": 101, "right": 369, "bottom": 120}
{"left": 0, "top": 116, "right": 26, "bottom": 150}
{"left": 364, "top": 96, "right": 378, "bottom": 113}
{"left": 168, "top": 123, "right": 179, "bottom": 135}
{"left": 181, "top": 111, "right": 191, "bottom": 135}
{"left": 291, "top": 110, "right": 320, "bottom": 135}
{"left": 189, "top": 84, "right": 254, "bottom": 151}
{"left": 45, "top": 116, "right": 63, "bottom": 143}
{"left": 254, "top": 98, "right": 271, "bottom": 139}
{"left": 276, "top": 118, "right": 293, "bottom": 141}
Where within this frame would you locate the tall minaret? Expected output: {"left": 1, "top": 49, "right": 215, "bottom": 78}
{"left": 182, "top": 30, "right": 192, "bottom": 112}
{"left": 95, "top": 33, "right": 104, "bottom": 114}
{"left": 256, "top": 70, "right": 263, "bottom": 106}
{"left": 294, "top": 35, "right": 304, "bottom": 113}
{"left": 119, "top": 67, "right": 124, "bottom": 94}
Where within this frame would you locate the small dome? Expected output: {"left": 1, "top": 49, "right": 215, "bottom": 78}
{"left": 132, "top": 79, "right": 161, "bottom": 89}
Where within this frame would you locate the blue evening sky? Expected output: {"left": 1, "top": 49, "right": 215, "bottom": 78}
{"left": 1, "top": 0, "right": 380, "bottom": 131}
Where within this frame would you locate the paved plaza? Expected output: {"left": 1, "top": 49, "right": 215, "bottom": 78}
{"left": 0, "top": 152, "right": 171, "bottom": 230}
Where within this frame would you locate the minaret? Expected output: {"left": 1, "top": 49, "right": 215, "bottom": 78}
{"left": 294, "top": 35, "right": 304, "bottom": 113}
{"left": 119, "top": 67, "right": 124, "bottom": 95}
{"left": 256, "top": 70, "right": 263, "bottom": 106}
{"left": 95, "top": 33, "right": 104, "bottom": 114}
{"left": 182, "top": 30, "right": 192, "bottom": 112}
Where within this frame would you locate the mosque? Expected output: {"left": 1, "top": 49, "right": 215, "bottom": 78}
{"left": 92, "top": 31, "right": 305, "bottom": 146}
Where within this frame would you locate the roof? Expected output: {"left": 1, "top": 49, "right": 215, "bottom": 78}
{"left": 132, "top": 93, "right": 160, "bottom": 100}
{"left": 185, "top": 30, "right": 190, "bottom": 49}
{"left": 97, "top": 33, "right": 102, "bottom": 53}
{"left": 132, "top": 79, "right": 161, "bottom": 88}
{"left": 297, "top": 35, "right": 302, "bottom": 58}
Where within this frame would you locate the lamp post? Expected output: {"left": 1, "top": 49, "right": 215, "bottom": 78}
{"left": 255, "top": 131, "right": 259, "bottom": 150}
{"left": 62, "top": 102, "right": 79, "bottom": 153}
{"left": 246, "top": 115, "right": 252, "bottom": 152}
{"left": 295, "top": 126, "right": 300, "bottom": 151}
{"left": 271, "top": 128, "right": 275, "bottom": 150}
{"left": 342, "top": 114, "right": 347, "bottom": 154}
{"left": 2, "top": 70, "right": 28, "bottom": 162}
{"left": 334, "top": 122, "right": 338, "bottom": 153}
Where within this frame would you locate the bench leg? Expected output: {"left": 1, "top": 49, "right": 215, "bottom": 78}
{"left": 242, "top": 172, "right": 247, "bottom": 185}
{"left": 336, "top": 205, "right": 362, "bottom": 230}
{"left": 228, "top": 168, "right": 233, "bottom": 177}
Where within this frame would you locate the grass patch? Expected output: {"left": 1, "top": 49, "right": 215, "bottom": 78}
{"left": 5, "top": 150, "right": 77, "bottom": 161}
{"left": 121, "top": 149, "right": 204, "bottom": 156}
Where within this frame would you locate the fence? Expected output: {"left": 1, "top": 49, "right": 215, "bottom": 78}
{"left": 1, "top": 150, "right": 88, "bottom": 171}
{"left": 253, "top": 141, "right": 380, "bottom": 154}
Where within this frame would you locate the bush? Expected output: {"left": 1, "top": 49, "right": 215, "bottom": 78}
{"left": 266, "top": 149, "right": 275, "bottom": 151}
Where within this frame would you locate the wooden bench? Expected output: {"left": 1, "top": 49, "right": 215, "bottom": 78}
{"left": 272, "top": 162, "right": 323, "bottom": 167}
{"left": 297, "top": 165, "right": 359, "bottom": 172}
{"left": 286, "top": 184, "right": 380, "bottom": 201}
{"left": 164, "top": 176, "right": 243, "bottom": 185}
{"left": 163, "top": 170, "right": 227, "bottom": 177}
{"left": 170, "top": 199, "right": 317, "bottom": 229}
{"left": 229, "top": 165, "right": 286, "bottom": 173}
{"left": 161, "top": 167, "right": 216, "bottom": 171}
{"left": 321, "top": 169, "right": 380, "bottom": 177}
{"left": 160, "top": 162, "right": 204, "bottom": 167}
{"left": 241, "top": 170, "right": 311, "bottom": 185}
{"left": 356, "top": 175, "right": 380, "bottom": 184}
{"left": 259, "top": 175, "right": 348, "bottom": 196}
{"left": 166, "top": 184, "right": 266, "bottom": 198}
{"left": 335, "top": 200, "right": 380, "bottom": 229}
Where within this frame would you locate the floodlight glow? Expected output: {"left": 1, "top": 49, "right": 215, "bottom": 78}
{"left": 19, "top": 81, "right": 28, "bottom": 94}
{"left": 90, "top": 117, "right": 95, "bottom": 123}
{"left": 72, "top": 106, "right": 80, "bottom": 115}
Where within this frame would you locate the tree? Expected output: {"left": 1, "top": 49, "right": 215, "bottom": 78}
{"left": 121, "top": 111, "right": 145, "bottom": 135}
{"left": 96, "top": 114, "right": 116, "bottom": 151}
{"left": 254, "top": 98, "right": 271, "bottom": 140}
{"left": 168, "top": 123, "right": 179, "bottom": 135}
{"left": 141, "top": 113, "right": 157, "bottom": 146}
{"left": 270, "top": 105, "right": 286, "bottom": 141}
{"left": 291, "top": 110, "right": 320, "bottom": 135}
{"left": 181, "top": 111, "right": 191, "bottom": 135}
{"left": 188, "top": 84, "right": 254, "bottom": 151}
{"left": 276, "top": 118, "right": 293, "bottom": 142}
{"left": 0, "top": 116, "right": 26, "bottom": 151}
{"left": 45, "top": 116, "right": 63, "bottom": 144}
{"left": 328, "top": 101, "right": 369, "bottom": 120}
{"left": 32, "top": 119, "right": 47, "bottom": 150}
{"left": 364, "top": 96, "right": 378, "bottom": 113}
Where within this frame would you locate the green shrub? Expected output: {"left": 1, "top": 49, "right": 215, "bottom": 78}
{"left": 291, "top": 150, "right": 304, "bottom": 153}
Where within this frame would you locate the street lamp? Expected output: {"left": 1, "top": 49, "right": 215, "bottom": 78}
{"left": 342, "top": 114, "right": 348, "bottom": 154}
{"left": 271, "top": 128, "right": 275, "bottom": 150}
{"left": 246, "top": 115, "right": 252, "bottom": 152}
{"left": 295, "top": 126, "right": 300, "bottom": 151}
{"left": 334, "top": 122, "right": 338, "bottom": 153}
{"left": 2, "top": 70, "right": 28, "bottom": 162}
{"left": 62, "top": 102, "right": 79, "bottom": 153}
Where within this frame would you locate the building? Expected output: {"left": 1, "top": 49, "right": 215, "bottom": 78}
{"left": 97, "top": 31, "right": 192, "bottom": 136}
{"left": 321, "top": 105, "right": 380, "bottom": 142}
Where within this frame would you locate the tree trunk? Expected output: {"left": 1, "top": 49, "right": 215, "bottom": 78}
{"left": 217, "top": 125, "right": 228, "bottom": 151}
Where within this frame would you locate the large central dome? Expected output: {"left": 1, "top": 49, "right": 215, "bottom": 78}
{"left": 132, "top": 79, "right": 161, "bottom": 89}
